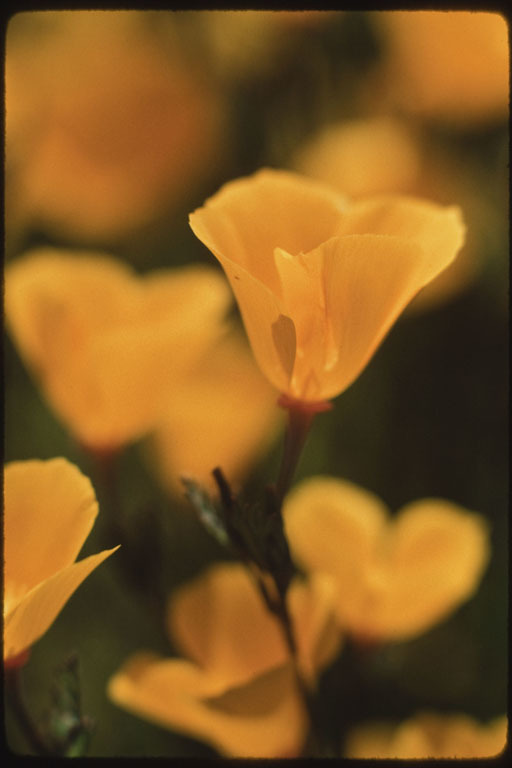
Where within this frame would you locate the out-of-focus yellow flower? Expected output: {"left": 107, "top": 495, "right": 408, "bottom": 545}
{"left": 376, "top": 11, "right": 509, "bottom": 125}
{"left": 5, "top": 10, "right": 226, "bottom": 244}
{"left": 189, "top": 168, "right": 465, "bottom": 406}
{"left": 292, "top": 117, "right": 421, "bottom": 200}
{"left": 5, "top": 249, "right": 231, "bottom": 452}
{"left": 147, "top": 330, "right": 282, "bottom": 496}
{"left": 345, "top": 712, "right": 508, "bottom": 758}
{"left": 108, "top": 562, "right": 341, "bottom": 758}
{"left": 290, "top": 117, "right": 479, "bottom": 313}
{"left": 4, "top": 458, "right": 118, "bottom": 664}
{"left": 284, "top": 476, "right": 490, "bottom": 643}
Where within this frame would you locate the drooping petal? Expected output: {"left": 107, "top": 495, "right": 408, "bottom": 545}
{"left": 4, "top": 458, "right": 99, "bottom": 603}
{"left": 189, "top": 167, "right": 347, "bottom": 295}
{"left": 4, "top": 546, "right": 118, "bottom": 661}
{"left": 108, "top": 654, "right": 307, "bottom": 758}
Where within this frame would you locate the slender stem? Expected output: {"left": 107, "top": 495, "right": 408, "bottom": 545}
{"left": 271, "top": 583, "right": 332, "bottom": 757}
{"left": 275, "top": 394, "right": 332, "bottom": 506}
{"left": 5, "top": 664, "right": 51, "bottom": 756}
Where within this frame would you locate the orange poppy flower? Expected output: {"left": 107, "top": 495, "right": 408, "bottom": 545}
{"left": 108, "top": 562, "right": 341, "bottom": 757}
{"left": 5, "top": 249, "right": 231, "bottom": 452}
{"left": 5, "top": 11, "right": 226, "bottom": 243}
{"left": 283, "top": 476, "right": 490, "bottom": 642}
{"left": 4, "top": 458, "right": 118, "bottom": 664}
{"left": 189, "top": 169, "right": 465, "bottom": 407}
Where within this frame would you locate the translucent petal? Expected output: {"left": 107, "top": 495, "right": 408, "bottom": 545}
{"left": 319, "top": 234, "right": 451, "bottom": 399}
{"left": 4, "top": 547, "right": 118, "bottom": 660}
{"left": 4, "top": 458, "right": 98, "bottom": 602}
{"left": 335, "top": 195, "right": 466, "bottom": 285}
{"left": 189, "top": 167, "right": 347, "bottom": 295}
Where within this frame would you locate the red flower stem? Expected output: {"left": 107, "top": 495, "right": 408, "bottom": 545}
{"left": 5, "top": 664, "right": 51, "bottom": 756}
{"left": 275, "top": 394, "right": 332, "bottom": 505}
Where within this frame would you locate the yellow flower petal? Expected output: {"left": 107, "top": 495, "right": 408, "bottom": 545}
{"left": 4, "top": 547, "right": 118, "bottom": 661}
{"left": 335, "top": 195, "right": 465, "bottom": 285}
{"left": 284, "top": 475, "right": 389, "bottom": 584}
{"left": 108, "top": 654, "right": 306, "bottom": 758}
{"left": 168, "top": 563, "right": 289, "bottom": 686}
{"left": 317, "top": 232, "right": 454, "bottom": 399}
{"left": 6, "top": 11, "right": 226, "bottom": 240}
{"left": 288, "top": 573, "right": 342, "bottom": 685}
{"left": 378, "top": 11, "right": 509, "bottom": 124}
{"left": 190, "top": 170, "right": 465, "bottom": 403}
{"left": 284, "top": 477, "right": 490, "bottom": 641}
{"left": 168, "top": 561, "right": 341, "bottom": 688}
{"left": 189, "top": 167, "right": 347, "bottom": 295}
{"left": 4, "top": 458, "right": 99, "bottom": 603}
{"left": 148, "top": 330, "right": 282, "bottom": 496}
{"left": 5, "top": 250, "right": 231, "bottom": 449}
{"left": 380, "top": 499, "right": 491, "bottom": 639}
{"left": 3, "top": 457, "right": 118, "bottom": 660}
{"left": 345, "top": 713, "right": 508, "bottom": 759}
{"left": 292, "top": 116, "right": 421, "bottom": 199}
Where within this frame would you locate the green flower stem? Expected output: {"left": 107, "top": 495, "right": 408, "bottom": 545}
{"left": 5, "top": 663, "right": 51, "bottom": 756}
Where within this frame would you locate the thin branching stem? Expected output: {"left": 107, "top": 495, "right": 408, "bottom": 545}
{"left": 5, "top": 664, "right": 52, "bottom": 756}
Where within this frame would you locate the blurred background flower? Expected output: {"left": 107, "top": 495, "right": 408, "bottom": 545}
{"left": 5, "top": 250, "right": 231, "bottom": 453}
{"left": 345, "top": 711, "right": 507, "bottom": 758}
{"left": 284, "top": 476, "right": 490, "bottom": 643}
{"left": 108, "top": 562, "right": 341, "bottom": 757}
{"left": 5, "top": 11, "right": 228, "bottom": 254}
{"left": 4, "top": 9, "right": 507, "bottom": 758}
{"left": 371, "top": 11, "right": 509, "bottom": 127}
{"left": 145, "top": 330, "right": 283, "bottom": 497}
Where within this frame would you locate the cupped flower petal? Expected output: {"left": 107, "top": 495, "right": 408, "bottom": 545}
{"left": 5, "top": 249, "right": 231, "bottom": 450}
{"left": 108, "top": 654, "right": 306, "bottom": 758}
{"left": 3, "top": 458, "right": 118, "bottom": 661}
{"left": 189, "top": 168, "right": 348, "bottom": 294}
{"left": 284, "top": 476, "right": 490, "bottom": 642}
{"left": 189, "top": 169, "right": 465, "bottom": 403}
{"left": 345, "top": 712, "right": 508, "bottom": 759}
